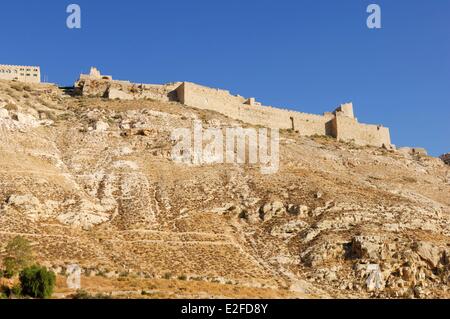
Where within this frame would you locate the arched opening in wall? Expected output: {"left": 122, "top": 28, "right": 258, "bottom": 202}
{"left": 102, "top": 77, "right": 110, "bottom": 80}
{"left": 290, "top": 117, "right": 295, "bottom": 131}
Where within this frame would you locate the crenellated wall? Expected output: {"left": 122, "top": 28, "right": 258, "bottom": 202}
{"left": 176, "top": 82, "right": 335, "bottom": 135}
{"left": 331, "top": 115, "right": 391, "bottom": 148}
{"left": 73, "top": 69, "right": 392, "bottom": 148}
{"left": 177, "top": 82, "right": 392, "bottom": 148}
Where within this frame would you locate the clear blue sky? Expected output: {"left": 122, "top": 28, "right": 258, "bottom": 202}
{"left": 1, "top": 0, "right": 449, "bottom": 156}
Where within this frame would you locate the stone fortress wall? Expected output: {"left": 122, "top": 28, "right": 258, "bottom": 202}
{"left": 75, "top": 67, "right": 392, "bottom": 148}
{"left": 6, "top": 64, "right": 440, "bottom": 152}
{"left": 0, "top": 65, "right": 41, "bottom": 83}
{"left": 176, "top": 82, "right": 392, "bottom": 148}
{"left": 75, "top": 67, "right": 180, "bottom": 102}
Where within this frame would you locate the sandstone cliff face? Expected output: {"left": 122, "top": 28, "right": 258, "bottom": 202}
{"left": 0, "top": 80, "right": 449, "bottom": 299}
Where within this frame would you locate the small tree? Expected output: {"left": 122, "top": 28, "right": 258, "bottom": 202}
{"left": 19, "top": 265, "right": 56, "bottom": 299}
{"left": 3, "top": 236, "right": 33, "bottom": 278}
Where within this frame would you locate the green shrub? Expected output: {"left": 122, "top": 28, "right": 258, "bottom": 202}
{"left": 3, "top": 269, "right": 16, "bottom": 279}
{"left": 0, "top": 285, "right": 10, "bottom": 297}
{"left": 11, "top": 284, "right": 22, "bottom": 296}
{"left": 19, "top": 265, "right": 56, "bottom": 299}
{"left": 3, "top": 236, "right": 34, "bottom": 278}
{"left": 0, "top": 284, "right": 21, "bottom": 298}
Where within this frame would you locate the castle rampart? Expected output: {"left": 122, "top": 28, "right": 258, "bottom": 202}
{"left": 75, "top": 67, "right": 180, "bottom": 102}
{"left": 331, "top": 114, "right": 391, "bottom": 147}
{"left": 177, "top": 82, "right": 392, "bottom": 148}
{"left": 74, "top": 68, "right": 392, "bottom": 148}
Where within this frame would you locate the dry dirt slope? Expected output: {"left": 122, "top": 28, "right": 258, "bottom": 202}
{"left": 0, "top": 80, "right": 449, "bottom": 299}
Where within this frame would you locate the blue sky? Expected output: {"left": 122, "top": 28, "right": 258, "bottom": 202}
{"left": 1, "top": 0, "right": 449, "bottom": 156}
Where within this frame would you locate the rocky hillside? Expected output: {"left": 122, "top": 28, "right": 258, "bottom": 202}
{"left": 0, "top": 80, "right": 449, "bottom": 299}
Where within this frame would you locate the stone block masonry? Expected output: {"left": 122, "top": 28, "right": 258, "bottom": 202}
{"left": 74, "top": 67, "right": 392, "bottom": 148}
{"left": 331, "top": 114, "right": 391, "bottom": 148}
{"left": 176, "top": 82, "right": 392, "bottom": 148}
{"left": 75, "top": 67, "right": 181, "bottom": 102}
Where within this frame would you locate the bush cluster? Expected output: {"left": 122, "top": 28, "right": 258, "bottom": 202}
{"left": 0, "top": 236, "right": 56, "bottom": 299}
